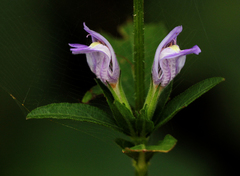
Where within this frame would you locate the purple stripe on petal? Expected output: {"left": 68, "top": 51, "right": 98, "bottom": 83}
{"left": 69, "top": 23, "right": 120, "bottom": 85}
{"left": 152, "top": 25, "right": 201, "bottom": 87}
{"left": 152, "top": 26, "right": 183, "bottom": 85}
{"left": 83, "top": 23, "right": 119, "bottom": 74}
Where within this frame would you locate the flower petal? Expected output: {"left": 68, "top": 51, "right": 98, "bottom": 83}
{"left": 160, "top": 45, "right": 201, "bottom": 61}
{"left": 159, "top": 45, "right": 201, "bottom": 86}
{"left": 158, "top": 26, "right": 182, "bottom": 51}
{"left": 152, "top": 26, "right": 183, "bottom": 84}
{"left": 152, "top": 25, "right": 201, "bottom": 87}
{"left": 69, "top": 44, "right": 94, "bottom": 54}
{"left": 83, "top": 23, "right": 119, "bottom": 75}
{"left": 69, "top": 23, "right": 120, "bottom": 84}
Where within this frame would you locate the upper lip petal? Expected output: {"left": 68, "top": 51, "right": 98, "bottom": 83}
{"left": 152, "top": 26, "right": 201, "bottom": 86}
{"left": 69, "top": 23, "right": 120, "bottom": 84}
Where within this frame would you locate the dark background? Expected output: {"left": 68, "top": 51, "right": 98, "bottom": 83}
{"left": 1, "top": 0, "right": 240, "bottom": 175}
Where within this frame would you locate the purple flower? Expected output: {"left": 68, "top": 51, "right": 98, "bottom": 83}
{"left": 152, "top": 26, "right": 201, "bottom": 87}
{"left": 69, "top": 23, "right": 120, "bottom": 85}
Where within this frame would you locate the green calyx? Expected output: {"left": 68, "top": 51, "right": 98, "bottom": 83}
{"left": 107, "top": 77, "right": 132, "bottom": 114}
{"left": 143, "top": 80, "right": 164, "bottom": 119}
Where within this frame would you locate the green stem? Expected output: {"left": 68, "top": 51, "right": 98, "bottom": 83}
{"left": 133, "top": 0, "right": 145, "bottom": 111}
{"left": 133, "top": 152, "right": 148, "bottom": 176}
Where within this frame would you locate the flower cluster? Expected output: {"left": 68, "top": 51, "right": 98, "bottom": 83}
{"left": 69, "top": 23, "right": 201, "bottom": 88}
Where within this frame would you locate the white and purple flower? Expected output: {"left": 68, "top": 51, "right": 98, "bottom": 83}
{"left": 152, "top": 26, "right": 201, "bottom": 87}
{"left": 69, "top": 23, "right": 120, "bottom": 86}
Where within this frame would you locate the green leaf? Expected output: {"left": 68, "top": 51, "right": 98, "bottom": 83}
{"left": 134, "top": 106, "right": 154, "bottom": 137}
{"left": 95, "top": 79, "right": 135, "bottom": 136}
{"left": 155, "top": 77, "right": 225, "bottom": 129}
{"left": 122, "top": 134, "right": 177, "bottom": 161}
{"left": 112, "top": 100, "right": 136, "bottom": 136}
{"left": 81, "top": 85, "right": 102, "bottom": 103}
{"left": 115, "top": 138, "right": 135, "bottom": 149}
{"left": 26, "top": 102, "right": 122, "bottom": 132}
{"left": 86, "top": 96, "right": 112, "bottom": 117}
{"left": 114, "top": 100, "right": 135, "bottom": 120}
{"left": 95, "top": 79, "right": 114, "bottom": 105}
{"left": 152, "top": 81, "right": 173, "bottom": 124}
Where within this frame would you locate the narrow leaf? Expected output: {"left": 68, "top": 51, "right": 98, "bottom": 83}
{"left": 95, "top": 79, "right": 114, "bottom": 104}
{"left": 113, "top": 100, "right": 136, "bottom": 136}
{"left": 135, "top": 106, "right": 154, "bottom": 137}
{"left": 155, "top": 77, "right": 225, "bottom": 129}
{"left": 95, "top": 79, "right": 136, "bottom": 136}
{"left": 152, "top": 81, "right": 173, "bottom": 124}
{"left": 115, "top": 138, "right": 135, "bottom": 149}
{"left": 26, "top": 103, "right": 122, "bottom": 132}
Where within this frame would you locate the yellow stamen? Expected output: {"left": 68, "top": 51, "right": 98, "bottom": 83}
{"left": 89, "top": 42, "right": 101, "bottom": 48}
{"left": 168, "top": 45, "right": 180, "bottom": 52}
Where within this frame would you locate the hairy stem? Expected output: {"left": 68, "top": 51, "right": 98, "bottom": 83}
{"left": 133, "top": 0, "right": 145, "bottom": 111}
